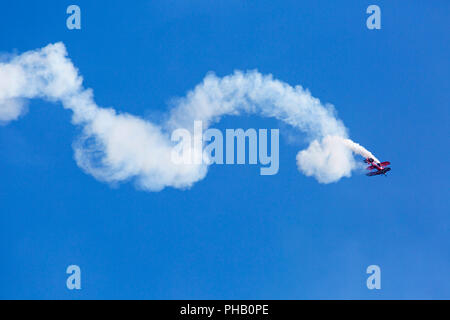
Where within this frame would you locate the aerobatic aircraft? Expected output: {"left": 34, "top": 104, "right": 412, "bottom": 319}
{"left": 364, "top": 158, "right": 391, "bottom": 176}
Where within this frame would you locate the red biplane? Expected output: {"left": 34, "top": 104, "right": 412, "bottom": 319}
{"left": 364, "top": 158, "right": 391, "bottom": 176}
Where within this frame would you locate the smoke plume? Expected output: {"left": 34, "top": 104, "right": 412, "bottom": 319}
{"left": 0, "top": 43, "right": 379, "bottom": 190}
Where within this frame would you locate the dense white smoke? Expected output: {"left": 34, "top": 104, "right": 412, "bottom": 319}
{"left": 0, "top": 42, "right": 379, "bottom": 190}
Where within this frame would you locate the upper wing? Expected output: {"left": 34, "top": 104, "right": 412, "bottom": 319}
{"left": 379, "top": 161, "right": 391, "bottom": 167}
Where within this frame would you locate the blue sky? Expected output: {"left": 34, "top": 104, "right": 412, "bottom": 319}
{"left": 0, "top": 0, "right": 449, "bottom": 299}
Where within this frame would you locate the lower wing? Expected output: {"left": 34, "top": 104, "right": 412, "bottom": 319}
{"left": 366, "top": 171, "right": 383, "bottom": 176}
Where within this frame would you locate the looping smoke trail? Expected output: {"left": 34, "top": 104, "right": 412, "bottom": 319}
{"left": 0, "top": 43, "right": 379, "bottom": 190}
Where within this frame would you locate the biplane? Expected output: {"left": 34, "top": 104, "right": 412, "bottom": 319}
{"left": 364, "top": 158, "right": 391, "bottom": 176}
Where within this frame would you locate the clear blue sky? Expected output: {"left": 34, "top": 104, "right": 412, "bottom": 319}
{"left": 0, "top": 1, "right": 449, "bottom": 299}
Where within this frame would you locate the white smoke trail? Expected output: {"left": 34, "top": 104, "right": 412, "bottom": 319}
{"left": 0, "top": 42, "right": 379, "bottom": 190}
{"left": 340, "top": 138, "right": 380, "bottom": 164}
